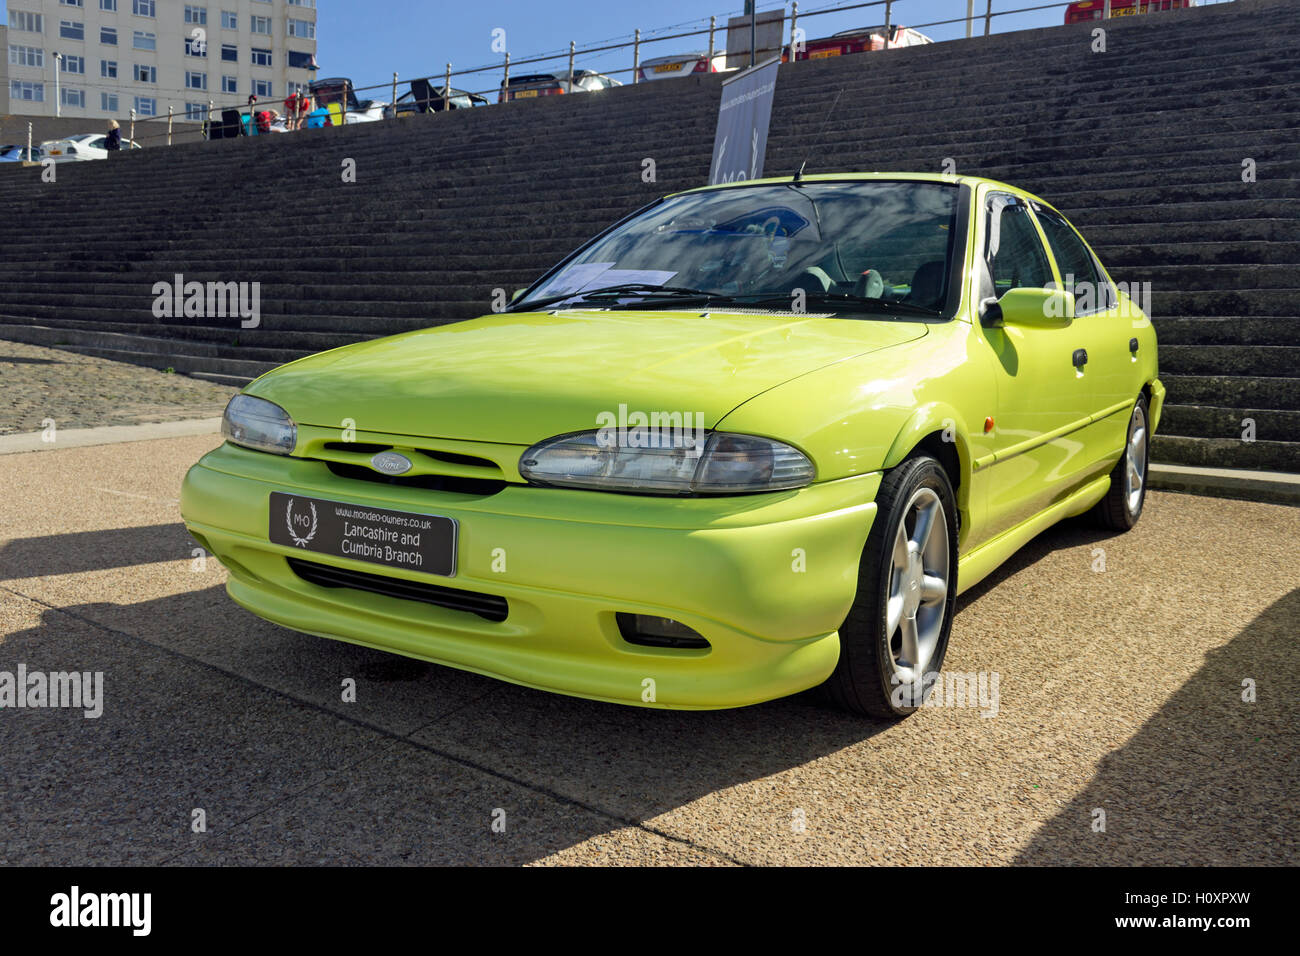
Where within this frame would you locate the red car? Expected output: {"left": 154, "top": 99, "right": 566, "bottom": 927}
{"left": 1066, "top": 0, "right": 1196, "bottom": 23}
{"left": 786, "top": 24, "right": 933, "bottom": 62}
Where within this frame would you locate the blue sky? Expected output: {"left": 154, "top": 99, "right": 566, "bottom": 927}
{"left": 1, "top": 1, "right": 1070, "bottom": 99}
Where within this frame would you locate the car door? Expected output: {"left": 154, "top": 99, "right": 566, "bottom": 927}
{"left": 975, "top": 190, "right": 1097, "bottom": 539}
{"left": 1029, "top": 202, "right": 1136, "bottom": 466}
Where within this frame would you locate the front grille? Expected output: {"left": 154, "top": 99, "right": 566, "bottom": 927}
{"left": 325, "top": 461, "right": 506, "bottom": 496}
{"left": 287, "top": 557, "right": 509, "bottom": 622}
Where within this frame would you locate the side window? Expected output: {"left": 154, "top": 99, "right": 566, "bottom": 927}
{"left": 1033, "top": 206, "right": 1113, "bottom": 314}
{"left": 985, "top": 196, "right": 1052, "bottom": 296}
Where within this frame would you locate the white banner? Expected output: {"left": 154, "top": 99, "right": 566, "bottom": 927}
{"left": 708, "top": 57, "right": 780, "bottom": 186}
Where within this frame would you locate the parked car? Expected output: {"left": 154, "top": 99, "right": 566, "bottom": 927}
{"left": 787, "top": 24, "right": 933, "bottom": 60}
{"left": 391, "top": 79, "right": 489, "bottom": 117}
{"left": 500, "top": 69, "right": 623, "bottom": 102}
{"left": 637, "top": 51, "right": 728, "bottom": 81}
{"left": 182, "top": 173, "right": 1161, "bottom": 718}
{"left": 1067, "top": 0, "right": 1196, "bottom": 22}
{"left": 0, "top": 144, "right": 43, "bottom": 163}
{"left": 40, "top": 133, "right": 142, "bottom": 162}
{"left": 308, "top": 77, "right": 388, "bottom": 123}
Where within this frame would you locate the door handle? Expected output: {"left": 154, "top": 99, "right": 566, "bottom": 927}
{"left": 1072, "top": 348, "right": 1088, "bottom": 368}
{"left": 1129, "top": 337, "right": 1139, "bottom": 353}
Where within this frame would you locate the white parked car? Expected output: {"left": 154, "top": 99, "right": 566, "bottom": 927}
{"left": 638, "top": 51, "right": 729, "bottom": 81}
{"left": 39, "top": 133, "right": 142, "bottom": 163}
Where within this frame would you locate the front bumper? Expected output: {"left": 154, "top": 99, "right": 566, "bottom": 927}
{"left": 180, "top": 442, "right": 881, "bottom": 709}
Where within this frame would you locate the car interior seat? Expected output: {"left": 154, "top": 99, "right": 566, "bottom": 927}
{"left": 905, "top": 261, "right": 947, "bottom": 311}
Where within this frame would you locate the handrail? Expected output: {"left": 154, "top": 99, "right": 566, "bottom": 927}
{"left": 75, "top": 0, "right": 1227, "bottom": 150}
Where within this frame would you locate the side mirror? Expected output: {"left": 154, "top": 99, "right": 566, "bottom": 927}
{"left": 986, "top": 286, "right": 1074, "bottom": 328}
{"left": 510, "top": 289, "right": 526, "bottom": 303}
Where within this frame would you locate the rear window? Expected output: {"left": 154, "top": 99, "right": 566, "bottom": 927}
{"left": 507, "top": 74, "right": 561, "bottom": 86}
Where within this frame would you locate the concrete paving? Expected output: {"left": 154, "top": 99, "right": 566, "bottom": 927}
{"left": 0, "top": 434, "right": 1296, "bottom": 865}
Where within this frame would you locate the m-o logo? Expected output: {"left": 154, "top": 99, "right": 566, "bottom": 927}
{"left": 285, "top": 498, "right": 318, "bottom": 547}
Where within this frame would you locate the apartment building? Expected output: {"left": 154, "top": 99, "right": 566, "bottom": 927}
{"left": 5, "top": 0, "right": 318, "bottom": 123}
{"left": 0, "top": 26, "right": 9, "bottom": 116}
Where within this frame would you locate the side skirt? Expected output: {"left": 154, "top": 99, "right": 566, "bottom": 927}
{"left": 955, "top": 474, "right": 1111, "bottom": 596}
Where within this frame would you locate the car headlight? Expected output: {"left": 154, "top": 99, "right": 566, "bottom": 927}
{"left": 518, "top": 431, "right": 815, "bottom": 495}
{"left": 221, "top": 395, "right": 296, "bottom": 455}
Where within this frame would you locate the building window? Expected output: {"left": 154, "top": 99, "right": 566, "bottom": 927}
{"left": 185, "top": 71, "right": 207, "bottom": 90}
{"left": 133, "top": 0, "right": 156, "bottom": 17}
{"left": 101, "top": 59, "right": 117, "bottom": 78}
{"left": 221, "top": 43, "right": 237, "bottom": 62}
{"left": 286, "top": 80, "right": 309, "bottom": 96}
{"left": 8, "top": 45, "right": 44, "bottom": 68}
{"left": 101, "top": 91, "right": 119, "bottom": 111}
{"left": 134, "top": 95, "right": 157, "bottom": 116}
{"left": 100, "top": 0, "right": 117, "bottom": 10}
{"left": 134, "top": 64, "right": 156, "bottom": 82}
{"left": 184, "top": 6, "right": 207, "bottom": 25}
{"left": 222, "top": 75, "right": 237, "bottom": 94}
{"left": 220, "top": 10, "right": 237, "bottom": 29}
{"left": 62, "top": 54, "right": 85, "bottom": 73}
{"left": 133, "top": 31, "right": 156, "bottom": 50}
{"left": 287, "top": 0, "right": 315, "bottom": 7}
{"left": 287, "top": 50, "right": 315, "bottom": 70}
{"left": 253, "top": 79, "right": 272, "bottom": 98}
{"left": 251, "top": 16, "right": 272, "bottom": 35}
{"left": 250, "top": 47, "right": 272, "bottom": 67}
{"left": 10, "top": 11, "right": 45, "bottom": 32}
{"left": 61, "top": 87, "right": 85, "bottom": 108}
{"left": 287, "top": 18, "right": 315, "bottom": 39}
{"left": 185, "top": 102, "right": 207, "bottom": 120}
{"left": 101, "top": 26, "right": 117, "bottom": 44}
{"left": 10, "top": 80, "right": 45, "bottom": 102}
{"left": 185, "top": 36, "right": 207, "bottom": 57}
{"left": 61, "top": 0, "right": 85, "bottom": 8}
{"left": 59, "top": 20, "right": 84, "bottom": 40}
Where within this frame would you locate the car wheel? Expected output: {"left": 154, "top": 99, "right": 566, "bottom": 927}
{"left": 1092, "top": 393, "right": 1149, "bottom": 532}
{"left": 823, "top": 454, "right": 958, "bottom": 718}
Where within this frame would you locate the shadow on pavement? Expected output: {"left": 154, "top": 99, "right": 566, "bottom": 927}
{"left": 1012, "top": 587, "right": 1300, "bottom": 865}
{"left": 0, "top": 355, "right": 62, "bottom": 365}
{"left": 0, "top": 524, "right": 194, "bottom": 579}
{"left": 958, "top": 513, "right": 1114, "bottom": 608}
{"left": 1, "top": 574, "right": 894, "bottom": 865}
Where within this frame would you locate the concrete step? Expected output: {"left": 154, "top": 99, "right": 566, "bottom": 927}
{"left": 1152, "top": 434, "right": 1300, "bottom": 472}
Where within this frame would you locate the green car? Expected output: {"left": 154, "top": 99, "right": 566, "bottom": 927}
{"left": 181, "top": 173, "right": 1163, "bottom": 718}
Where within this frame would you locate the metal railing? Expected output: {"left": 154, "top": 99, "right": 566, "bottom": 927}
{"left": 79, "top": 0, "right": 1228, "bottom": 152}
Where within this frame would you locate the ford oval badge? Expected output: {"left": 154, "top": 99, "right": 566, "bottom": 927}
{"left": 371, "top": 451, "right": 413, "bottom": 476}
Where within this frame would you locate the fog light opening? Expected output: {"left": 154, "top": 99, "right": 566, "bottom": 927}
{"left": 616, "top": 613, "right": 711, "bottom": 650}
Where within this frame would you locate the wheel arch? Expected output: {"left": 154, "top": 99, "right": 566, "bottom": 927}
{"left": 880, "top": 403, "right": 972, "bottom": 530}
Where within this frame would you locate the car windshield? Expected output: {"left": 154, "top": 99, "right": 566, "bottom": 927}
{"left": 516, "top": 180, "right": 962, "bottom": 318}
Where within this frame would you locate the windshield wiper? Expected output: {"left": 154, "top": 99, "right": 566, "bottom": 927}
{"left": 509, "top": 284, "right": 943, "bottom": 318}
{"left": 723, "top": 291, "right": 943, "bottom": 317}
{"left": 506, "top": 283, "right": 716, "bottom": 313}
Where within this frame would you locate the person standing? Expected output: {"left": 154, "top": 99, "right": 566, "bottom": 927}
{"left": 284, "top": 91, "right": 300, "bottom": 131}
{"left": 105, "top": 120, "right": 122, "bottom": 154}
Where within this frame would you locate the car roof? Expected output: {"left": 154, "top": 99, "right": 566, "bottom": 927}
{"left": 641, "top": 52, "right": 712, "bottom": 63}
{"left": 829, "top": 26, "right": 889, "bottom": 36}
{"left": 671, "top": 171, "right": 1049, "bottom": 205}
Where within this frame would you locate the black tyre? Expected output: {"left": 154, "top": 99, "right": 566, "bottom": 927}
{"left": 1092, "top": 393, "right": 1150, "bottom": 532}
{"left": 823, "top": 455, "right": 959, "bottom": 718}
